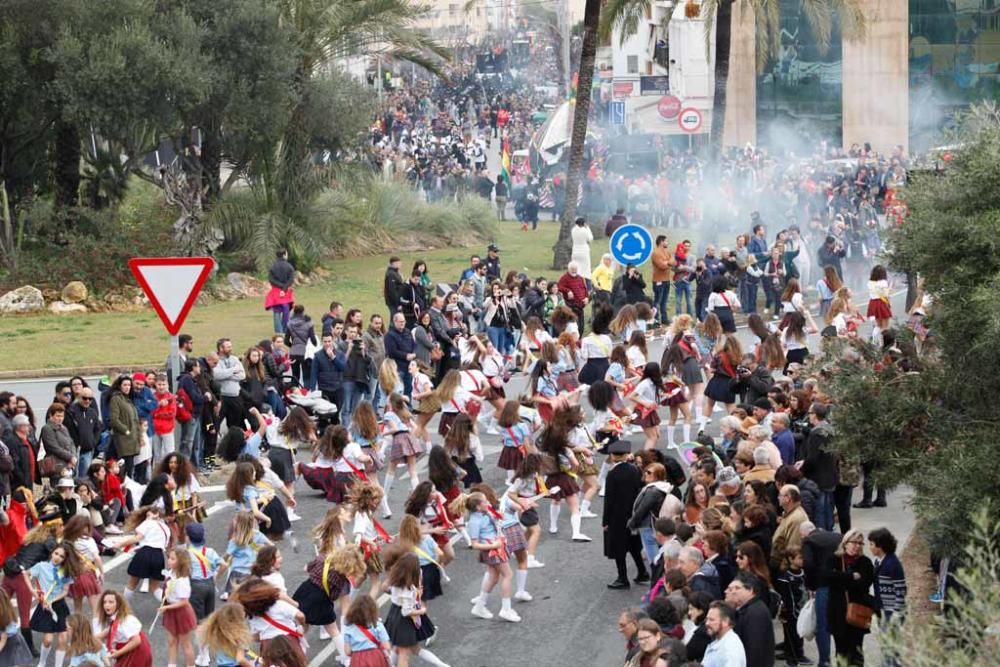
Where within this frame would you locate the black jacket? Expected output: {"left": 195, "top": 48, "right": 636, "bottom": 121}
{"left": 621, "top": 272, "right": 647, "bottom": 304}
{"left": 384, "top": 327, "right": 416, "bottom": 375}
{"left": 802, "top": 529, "right": 842, "bottom": 590}
{"left": 797, "top": 477, "right": 821, "bottom": 522}
{"left": 738, "top": 523, "right": 774, "bottom": 562}
{"left": 602, "top": 461, "right": 643, "bottom": 560}
{"left": 66, "top": 401, "right": 101, "bottom": 453}
{"left": 3, "top": 432, "right": 34, "bottom": 497}
{"left": 801, "top": 421, "right": 838, "bottom": 491}
{"left": 735, "top": 365, "right": 774, "bottom": 404}
{"left": 268, "top": 259, "right": 295, "bottom": 290}
{"left": 685, "top": 623, "right": 711, "bottom": 662}
{"left": 397, "top": 282, "right": 426, "bottom": 322}
{"left": 734, "top": 596, "right": 776, "bottom": 667}
{"left": 384, "top": 266, "right": 404, "bottom": 311}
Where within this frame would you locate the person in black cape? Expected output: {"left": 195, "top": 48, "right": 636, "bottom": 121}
{"left": 602, "top": 439, "right": 649, "bottom": 589}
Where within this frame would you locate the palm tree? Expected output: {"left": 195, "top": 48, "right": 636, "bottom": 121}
{"left": 552, "top": 0, "right": 602, "bottom": 270}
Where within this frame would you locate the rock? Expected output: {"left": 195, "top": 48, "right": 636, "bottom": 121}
{"left": 312, "top": 266, "right": 331, "bottom": 278}
{"left": 226, "top": 272, "right": 268, "bottom": 298}
{"left": 0, "top": 286, "right": 45, "bottom": 314}
{"left": 84, "top": 297, "right": 109, "bottom": 313}
{"left": 294, "top": 270, "right": 310, "bottom": 286}
{"left": 41, "top": 288, "right": 61, "bottom": 304}
{"left": 48, "top": 300, "right": 87, "bottom": 314}
{"left": 61, "top": 281, "right": 88, "bottom": 303}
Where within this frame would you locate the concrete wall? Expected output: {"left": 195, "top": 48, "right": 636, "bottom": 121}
{"left": 842, "top": 0, "right": 909, "bottom": 154}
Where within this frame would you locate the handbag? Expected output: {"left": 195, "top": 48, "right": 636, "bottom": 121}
{"left": 39, "top": 456, "right": 60, "bottom": 478}
{"left": 797, "top": 597, "right": 817, "bottom": 640}
{"left": 846, "top": 601, "right": 873, "bottom": 630}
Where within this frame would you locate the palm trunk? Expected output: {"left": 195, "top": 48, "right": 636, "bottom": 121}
{"left": 709, "top": 0, "right": 733, "bottom": 157}
{"left": 552, "top": 0, "right": 601, "bottom": 270}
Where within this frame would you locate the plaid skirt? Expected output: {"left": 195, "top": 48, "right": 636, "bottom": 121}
{"left": 437, "top": 412, "right": 457, "bottom": 437}
{"left": 503, "top": 523, "right": 528, "bottom": 554}
{"left": 364, "top": 548, "right": 384, "bottom": 575}
{"left": 497, "top": 446, "right": 524, "bottom": 471}
{"left": 633, "top": 408, "right": 661, "bottom": 429}
{"left": 389, "top": 432, "right": 424, "bottom": 462}
{"left": 69, "top": 569, "right": 102, "bottom": 598}
{"left": 545, "top": 472, "right": 580, "bottom": 500}
{"left": 557, "top": 371, "right": 580, "bottom": 393}
{"left": 300, "top": 464, "right": 356, "bottom": 503}
{"left": 163, "top": 601, "right": 198, "bottom": 636}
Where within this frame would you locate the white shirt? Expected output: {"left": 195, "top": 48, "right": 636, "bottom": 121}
{"left": 441, "top": 388, "right": 475, "bottom": 413}
{"left": 631, "top": 378, "right": 658, "bottom": 404}
{"left": 702, "top": 629, "right": 746, "bottom": 667}
{"left": 707, "top": 290, "right": 742, "bottom": 311}
{"left": 626, "top": 345, "right": 646, "bottom": 369}
{"left": 93, "top": 615, "right": 142, "bottom": 645}
{"left": 460, "top": 369, "right": 488, "bottom": 394}
{"left": 263, "top": 572, "right": 287, "bottom": 593}
{"left": 137, "top": 519, "right": 169, "bottom": 550}
{"left": 165, "top": 576, "right": 191, "bottom": 603}
{"left": 353, "top": 511, "right": 377, "bottom": 542}
{"left": 249, "top": 599, "right": 301, "bottom": 640}
{"left": 581, "top": 334, "right": 613, "bottom": 360}
{"left": 332, "top": 442, "right": 365, "bottom": 473}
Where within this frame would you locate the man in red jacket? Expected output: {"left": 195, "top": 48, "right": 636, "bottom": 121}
{"left": 151, "top": 376, "right": 178, "bottom": 466}
{"left": 557, "top": 260, "right": 590, "bottom": 331}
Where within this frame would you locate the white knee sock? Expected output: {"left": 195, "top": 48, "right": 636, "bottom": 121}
{"left": 597, "top": 461, "right": 609, "bottom": 486}
{"left": 379, "top": 493, "right": 392, "bottom": 517}
{"left": 501, "top": 597, "right": 512, "bottom": 612}
{"left": 383, "top": 470, "right": 395, "bottom": 497}
{"left": 516, "top": 568, "right": 528, "bottom": 594}
{"left": 54, "top": 649, "right": 65, "bottom": 667}
{"left": 505, "top": 469, "right": 514, "bottom": 484}
{"left": 196, "top": 644, "right": 210, "bottom": 665}
{"left": 549, "top": 503, "right": 561, "bottom": 531}
{"left": 124, "top": 588, "right": 134, "bottom": 602}
{"left": 417, "top": 648, "right": 449, "bottom": 667}
{"left": 570, "top": 511, "right": 583, "bottom": 537}
{"left": 334, "top": 634, "right": 346, "bottom": 660}
{"left": 682, "top": 423, "right": 691, "bottom": 442}
{"left": 581, "top": 498, "right": 591, "bottom": 514}
{"left": 665, "top": 424, "right": 675, "bottom": 448}
{"left": 472, "top": 572, "right": 490, "bottom": 605}
{"left": 37, "top": 645, "right": 50, "bottom": 667}
{"left": 409, "top": 473, "right": 420, "bottom": 491}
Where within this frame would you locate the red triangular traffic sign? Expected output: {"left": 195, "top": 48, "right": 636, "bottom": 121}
{"left": 128, "top": 257, "right": 215, "bottom": 335}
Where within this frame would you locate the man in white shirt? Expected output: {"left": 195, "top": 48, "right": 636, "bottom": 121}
{"left": 702, "top": 601, "right": 746, "bottom": 667}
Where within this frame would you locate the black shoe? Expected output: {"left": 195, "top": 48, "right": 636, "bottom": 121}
{"left": 873, "top": 498, "right": 888, "bottom": 507}
{"left": 634, "top": 572, "right": 651, "bottom": 584}
{"left": 853, "top": 500, "right": 873, "bottom": 509}
{"left": 607, "top": 579, "right": 631, "bottom": 590}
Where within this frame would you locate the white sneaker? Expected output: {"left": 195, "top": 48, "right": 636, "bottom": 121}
{"left": 104, "top": 524, "right": 123, "bottom": 535}
{"left": 666, "top": 442, "right": 678, "bottom": 450}
{"left": 498, "top": 608, "right": 522, "bottom": 623}
{"left": 287, "top": 509, "right": 302, "bottom": 522}
{"left": 139, "top": 579, "right": 149, "bottom": 594}
{"left": 526, "top": 557, "right": 545, "bottom": 569}
{"left": 470, "top": 595, "right": 482, "bottom": 605}
{"left": 548, "top": 526, "right": 558, "bottom": 534}
{"left": 471, "top": 605, "right": 494, "bottom": 620}
{"left": 599, "top": 486, "right": 606, "bottom": 497}
{"left": 580, "top": 509, "right": 598, "bottom": 519}
{"left": 572, "top": 533, "right": 592, "bottom": 542}
{"left": 219, "top": 592, "right": 229, "bottom": 601}
{"left": 514, "top": 590, "right": 533, "bottom": 602}
{"left": 486, "top": 425, "right": 500, "bottom": 435}
{"left": 319, "top": 626, "right": 331, "bottom": 640}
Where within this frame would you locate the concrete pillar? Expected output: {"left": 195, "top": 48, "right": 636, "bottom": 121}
{"left": 842, "top": 0, "right": 909, "bottom": 154}
{"left": 722, "top": 0, "right": 757, "bottom": 148}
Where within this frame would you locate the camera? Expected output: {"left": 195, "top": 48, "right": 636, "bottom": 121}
{"left": 736, "top": 365, "right": 750, "bottom": 375}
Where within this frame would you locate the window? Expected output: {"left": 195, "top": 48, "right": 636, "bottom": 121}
{"left": 627, "top": 55, "right": 639, "bottom": 74}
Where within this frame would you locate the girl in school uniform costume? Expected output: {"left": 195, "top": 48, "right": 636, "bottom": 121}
{"left": 342, "top": 595, "right": 391, "bottom": 667}
{"left": 118, "top": 505, "right": 170, "bottom": 604}
{"left": 234, "top": 578, "right": 306, "bottom": 661}
{"left": 383, "top": 554, "right": 448, "bottom": 667}
{"left": 462, "top": 492, "right": 520, "bottom": 623}
{"left": 160, "top": 548, "right": 198, "bottom": 667}
{"left": 29, "top": 543, "right": 81, "bottom": 667}
{"left": 92, "top": 591, "right": 153, "bottom": 667}
{"left": 197, "top": 602, "right": 254, "bottom": 667}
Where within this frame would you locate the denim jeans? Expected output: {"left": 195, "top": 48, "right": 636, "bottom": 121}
{"left": 180, "top": 416, "right": 201, "bottom": 461}
{"left": 487, "top": 326, "right": 514, "bottom": 356}
{"left": 271, "top": 305, "right": 290, "bottom": 334}
{"left": 638, "top": 526, "right": 659, "bottom": 564}
{"left": 816, "top": 489, "right": 835, "bottom": 531}
{"left": 341, "top": 381, "right": 369, "bottom": 429}
{"left": 76, "top": 450, "right": 94, "bottom": 479}
{"left": 815, "top": 586, "right": 831, "bottom": 667}
{"left": 652, "top": 281, "right": 670, "bottom": 323}
{"left": 674, "top": 281, "right": 692, "bottom": 315}
{"left": 265, "top": 389, "right": 287, "bottom": 420}
{"left": 745, "top": 280, "right": 759, "bottom": 313}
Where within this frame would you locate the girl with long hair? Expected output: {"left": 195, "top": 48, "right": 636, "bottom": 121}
{"left": 160, "top": 548, "right": 198, "bottom": 667}
{"left": 396, "top": 515, "right": 445, "bottom": 603}
{"left": 538, "top": 419, "right": 590, "bottom": 542}
{"left": 496, "top": 400, "right": 533, "bottom": 484}
{"left": 626, "top": 330, "right": 648, "bottom": 369}
{"left": 734, "top": 540, "right": 772, "bottom": 587}
{"left": 433, "top": 370, "right": 474, "bottom": 440}
{"left": 628, "top": 362, "right": 664, "bottom": 450}
{"left": 240, "top": 347, "right": 267, "bottom": 413}
{"left": 250, "top": 546, "right": 295, "bottom": 602}
{"left": 377, "top": 359, "right": 403, "bottom": 417}
{"left": 407, "top": 359, "right": 435, "bottom": 438}
{"left": 442, "top": 413, "right": 483, "bottom": 489}
{"left": 555, "top": 332, "right": 582, "bottom": 392}
{"left": 779, "top": 277, "right": 805, "bottom": 330}
{"left": 427, "top": 444, "right": 464, "bottom": 516}
{"left": 156, "top": 452, "right": 202, "bottom": 544}
{"left": 297, "top": 425, "right": 370, "bottom": 504}
{"left": 197, "top": 602, "right": 253, "bottom": 667}
{"left": 665, "top": 315, "right": 706, "bottom": 431}
{"left": 260, "top": 635, "right": 307, "bottom": 667}
{"left": 577, "top": 303, "right": 614, "bottom": 385}
{"left": 383, "top": 554, "right": 447, "bottom": 667}
{"left": 659, "top": 341, "right": 694, "bottom": 448}
{"left": 290, "top": 544, "right": 364, "bottom": 663}
{"left": 93, "top": 590, "right": 152, "bottom": 666}
{"left": 225, "top": 462, "right": 271, "bottom": 531}
{"left": 348, "top": 482, "right": 390, "bottom": 599}
{"left": 609, "top": 304, "right": 639, "bottom": 344}
{"left": 350, "top": 400, "right": 386, "bottom": 492}
{"left": 118, "top": 505, "right": 169, "bottom": 603}
{"left": 605, "top": 344, "right": 638, "bottom": 421}
{"left": 518, "top": 316, "right": 552, "bottom": 372}
{"left": 222, "top": 512, "right": 271, "bottom": 598}
{"left": 270, "top": 406, "right": 317, "bottom": 507}
{"left": 62, "top": 515, "right": 102, "bottom": 617}
{"left": 866, "top": 264, "right": 893, "bottom": 335}
{"left": 507, "top": 453, "right": 547, "bottom": 568}
{"left": 781, "top": 311, "right": 818, "bottom": 372}
{"left": 703, "top": 336, "right": 744, "bottom": 417}
{"left": 705, "top": 277, "right": 741, "bottom": 334}
{"left": 234, "top": 578, "right": 305, "bottom": 660}
{"left": 556, "top": 405, "right": 600, "bottom": 518}
{"left": 29, "top": 543, "right": 81, "bottom": 667}
{"left": 342, "top": 595, "right": 391, "bottom": 667}
{"left": 684, "top": 482, "right": 710, "bottom": 525}
{"left": 468, "top": 335, "right": 509, "bottom": 425}
{"left": 382, "top": 393, "right": 423, "bottom": 513}
{"left": 491, "top": 481, "right": 534, "bottom": 603}
{"left": 403, "top": 480, "right": 456, "bottom": 568}
{"left": 817, "top": 265, "right": 843, "bottom": 318}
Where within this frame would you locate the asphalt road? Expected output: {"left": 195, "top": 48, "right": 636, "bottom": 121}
{"left": 71, "top": 289, "right": 913, "bottom": 667}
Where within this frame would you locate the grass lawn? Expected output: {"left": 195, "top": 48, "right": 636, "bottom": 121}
{"left": 0, "top": 221, "right": 705, "bottom": 373}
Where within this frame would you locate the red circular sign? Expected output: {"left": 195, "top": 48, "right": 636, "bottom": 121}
{"left": 657, "top": 96, "right": 681, "bottom": 120}
{"left": 678, "top": 107, "right": 703, "bottom": 133}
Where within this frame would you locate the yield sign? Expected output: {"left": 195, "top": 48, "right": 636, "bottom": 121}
{"left": 128, "top": 257, "right": 214, "bottom": 335}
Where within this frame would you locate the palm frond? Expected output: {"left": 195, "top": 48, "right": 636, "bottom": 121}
{"left": 801, "top": 0, "right": 833, "bottom": 51}
{"left": 825, "top": 0, "right": 867, "bottom": 41}
{"left": 598, "top": 0, "right": 653, "bottom": 46}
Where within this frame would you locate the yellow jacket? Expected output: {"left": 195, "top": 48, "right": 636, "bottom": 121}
{"left": 592, "top": 263, "right": 614, "bottom": 292}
